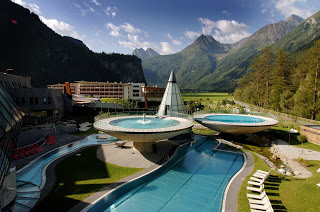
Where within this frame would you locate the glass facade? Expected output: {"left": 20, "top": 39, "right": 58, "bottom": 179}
{"left": 0, "top": 84, "right": 24, "bottom": 188}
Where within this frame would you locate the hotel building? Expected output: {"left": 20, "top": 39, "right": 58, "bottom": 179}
{"left": 48, "top": 81, "right": 165, "bottom": 102}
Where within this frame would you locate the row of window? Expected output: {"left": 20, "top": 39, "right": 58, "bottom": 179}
{"left": 79, "top": 85, "right": 123, "bottom": 88}
{"left": 79, "top": 89, "right": 123, "bottom": 92}
{"left": 15, "top": 97, "right": 52, "bottom": 105}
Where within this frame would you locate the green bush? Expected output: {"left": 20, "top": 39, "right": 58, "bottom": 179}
{"left": 297, "top": 135, "right": 308, "bottom": 143}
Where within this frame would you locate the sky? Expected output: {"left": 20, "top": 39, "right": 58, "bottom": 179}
{"left": 12, "top": 0, "right": 320, "bottom": 55}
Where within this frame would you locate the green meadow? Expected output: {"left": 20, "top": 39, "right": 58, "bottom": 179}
{"left": 181, "top": 92, "right": 233, "bottom": 101}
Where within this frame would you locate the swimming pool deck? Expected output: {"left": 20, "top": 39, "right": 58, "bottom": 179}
{"left": 14, "top": 134, "right": 253, "bottom": 212}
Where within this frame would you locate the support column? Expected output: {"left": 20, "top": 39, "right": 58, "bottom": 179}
{"left": 133, "top": 142, "right": 154, "bottom": 153}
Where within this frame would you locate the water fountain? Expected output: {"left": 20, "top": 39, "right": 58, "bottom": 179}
{"left": 94, "top": 71, "right": 193, "bottom": 152}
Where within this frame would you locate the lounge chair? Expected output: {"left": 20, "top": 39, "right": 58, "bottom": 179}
{"left": 248, "top": 180, "right": 264, "bottom": 187}
{"left": 250, "top": 201, "right": 273, "bottom": 211}
{"left": 36, "top": 143, "right": 45, "bottom": 151}
{"left": 12, "top": 152, "right": 19, "bottom": 160}
{"left": 27, "top": 146, "right": 36, "bottom": 154}
{"left": 21, "top": 147, "right": 30, "bottom": 156}
{"left": 248, "top": 195, "right": 270, "bottom": 205}
{"left": 247, "top": 190, "right": 266, "bottom": 200}
{"left": 317, "top": 168, "right": 320, "bottom": 174}
{"left": 32, "top": 144, "right": 41, "bottom": 152}
{"left": 251, "top": 206, "right": 274, "bottom": 212}
{"left": 255, "top": 171, "right": 269, "bottom": 177}
{"left": 250, "top": 177, "right": 265, "bottom": 183}
{"left": 317, "top": 183, "right": 320, "bottom": 188}
{"left": 247, "top": 184, "right": 264, "bottom": 193}
{"left": 16, "top": 149, "right": 25, "bottom": 158}
{"left": 252, "top": 173, "right": 268, "bottom": 180}
{"left": 115, "top": 141, "right": 127, "bottom": 148}
{"left": 256, "top": 170, "right": 270, "bottom": 175}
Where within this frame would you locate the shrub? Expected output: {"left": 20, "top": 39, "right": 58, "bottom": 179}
{"left": 297, "top": 135, "right": 308, "bottom": 143}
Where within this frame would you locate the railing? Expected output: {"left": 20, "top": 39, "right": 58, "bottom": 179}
{"left": 94, "top": 112, "right": 194, "bottom": 133}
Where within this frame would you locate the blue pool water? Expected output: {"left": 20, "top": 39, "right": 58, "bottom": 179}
{"left": 206, "top": 115, "right": 264, "bottom": 123}
{"left": 16, "top": 135, "right": 118, "bottom": 187}
{"left": 88, "top": 136, "right": 244, "bottom": 212}
{"left": 109, "top": 117, "right": 180, "bottom": 129}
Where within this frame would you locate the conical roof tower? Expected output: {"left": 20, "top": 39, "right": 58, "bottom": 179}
{"left": 157, "top": 71, "right": 186, "bottom": 116}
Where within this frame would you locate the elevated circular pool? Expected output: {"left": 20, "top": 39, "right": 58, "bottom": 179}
{"left": 94, "top": 115, "right": 194, "bottom": 152}
{"left": 195, "top": 113, "right": 278, "bottom": 134}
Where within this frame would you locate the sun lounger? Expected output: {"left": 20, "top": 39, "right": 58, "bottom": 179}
{"left": 248, "top": 180, "right": 264, "bottom": 187}
{"left": 27, "top": 146, "right": 36, "bottom": 154}
{"left": 248, "top": 195, "right": 270, "bottom": 205}
{"left": 115, "top": 141, "right": 127, "bottom": 148}
{"left": 255, "top": 171, "right": 269, "bottom": 177}
{"left": 250, "top": 201, "right": 273, "bottom": 211}
{"left": 247, "top": 184, "right": 264, "bottom": 193}
{"left": 36, "top": 143, "right": 44, "bottom": 151}
{"left": 252, "top": 173, "right": 268, "bottom": 180}
{"left": 251, "top": 206, "right": 274, "bottom": 212}
{"left": 250, "top": 177, "right": 265, "bottom": 183}
{"left": 32, "top": 144, "right": 41, "bottom": 152}
{"left": 317, "top": 183, "right": 320, "bottom": 188}
{"left": 247, "top": 190, "right": 266, "bottom": 200}
{"left": 16, "top": 149, "right": 25, "bottom": 158}
{"left": 21, "top": 147, "right": 30, "bottom": 156}
{"left": 12, "top": 152, "right": 19, "bottom": 160}
{"left": 317, "top": 168, "right": 320, "bottom": 174}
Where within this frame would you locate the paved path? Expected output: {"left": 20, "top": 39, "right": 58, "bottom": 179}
{"left": 275, "top": 139, "right": 320, "bottom": 161}
{"left": 270, "top": 139, "right": 320, "bottom": 178}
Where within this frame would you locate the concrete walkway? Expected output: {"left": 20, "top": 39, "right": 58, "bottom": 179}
{"left": 275, "top": 139, "right": 320, "bottom": 161}
{"left": 270, "top": 139, "right": 320, "bottom": 178}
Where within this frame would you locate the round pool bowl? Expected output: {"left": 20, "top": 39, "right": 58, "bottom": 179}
{"left": 195, "top": 114, "right": 278, "bottom": 134}
{"left": 94, "top": 115, "right": 193, "bottom": 152}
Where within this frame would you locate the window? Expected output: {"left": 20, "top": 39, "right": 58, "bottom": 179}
{"left": 21, "top": 97, "right": 25, "bottom": 105}
{"left": 30, "top": 97, "right": 33, "bottom": 105}
{"left": 15, "top": 97, "right": 20, "bottom": 105}
{"left": 35, "top": 97, "right": 38, "bottom": 104}
{"left": 43, "top": 97, "right": 47, "bottom": 104}
{"left": 48, "top": 97, "right": 52, "bottom": 104}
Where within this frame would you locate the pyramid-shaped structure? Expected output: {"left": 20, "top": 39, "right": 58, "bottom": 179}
{"left": 157, "top": 71, "right": 186, "bottom": 116}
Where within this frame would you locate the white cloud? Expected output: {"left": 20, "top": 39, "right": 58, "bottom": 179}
{"left": 275, "top": 0, "right": 313, "bottom": 18}
{"left": 105, "top": 7, "right": 117, "bottom": 17}
{"left": 184, "top": 31, "right": 201, "bottom": 39}
{"left": 222, "top": 10, "right": 231, "bottom": 16}
{"left": 198, "top": 17, "right": 251, "bottom": 43}
{"left": 106, "top": 23, "right": 120, "bottom": 37}
{"left": 91, "top": 0, "right": 101, "bottom": 6}
{"left": 160, "top": 42, "right": 175, "bottom": 54}
{"left": 165, "top": 33, "right": 182, "bottom": 46}
{"left": 40, "top": 16, "right": 80, "bottom": 39}
{"left": 261, "top": 9, "right": 267, "bottom": 14}
{"left": 13, "top": 0, "right": 40, "bottom": 14}
{"left": 172, "top": 39, "right": 182, "bottom": 46}
{"left": 106, "top": 22, "right": 141, "bottom": 37}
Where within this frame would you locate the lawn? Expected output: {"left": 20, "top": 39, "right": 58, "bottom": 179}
{"left": 181, "top": 92, "right": 233, "bottom": 101}
{"left": 100, "top": 97, "right": 119, "bottom": 103}
{"left": 193, "top": 128, "right": 218, "bottom": 136}
{"left": 35, "top": 146, "right": 144, "bottom": 211}
{"left": 238, "top": 152, "right": 320, "bottom": 212}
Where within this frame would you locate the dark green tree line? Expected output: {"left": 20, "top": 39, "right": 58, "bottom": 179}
{"left": 234, "top": 41, "right": 320, "bottom": 120}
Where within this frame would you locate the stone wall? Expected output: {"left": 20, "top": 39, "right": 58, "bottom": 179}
{"left": 300, "top": 125, "right": 320, "bottom": 145}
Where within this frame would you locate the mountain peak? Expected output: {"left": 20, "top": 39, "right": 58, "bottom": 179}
{"left": 286, "top": 14, "right": 304, "bottom": 25}
{"left": 132, "top": 48, "right": 159, "bottom": 60}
